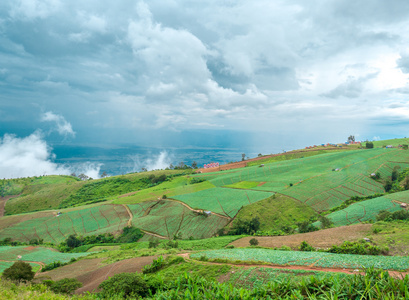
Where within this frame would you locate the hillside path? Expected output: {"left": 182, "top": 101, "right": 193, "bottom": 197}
{"left": 0, "top": 196, "right": 14, "bottom": 217}
{"left": 122, "top": 204, "right": 133, "bottom": 227}
{"left": 166, "top": 198, "right": 231, "bottom": 220}
{"left": 140, "top": 229, "right": 168, "bottom": 239}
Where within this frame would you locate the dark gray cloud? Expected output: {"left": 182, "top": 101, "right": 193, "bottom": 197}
{"left": 1, "top": 0, "right": 409, "bottom": 147}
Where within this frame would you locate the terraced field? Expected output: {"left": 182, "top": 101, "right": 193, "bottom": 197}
{"left": 191, "top": 249, "right": 409, "bottom": 271}
{"left": 188, "top": 148, "right": 409, "bottom": 212}
{"left": 0, "top": 204, "right": 129, "bottom": 243}
{"left": 325, "top": 190, "right": 409, "bottom": 226}
{"left": 128, "top": 200, "right": 230, "bottom": 239}
{"left": 173, "top": 188, "right": 274, "bottom": 217}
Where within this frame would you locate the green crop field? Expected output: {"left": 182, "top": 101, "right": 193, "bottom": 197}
{"left": 189, "top": 148, "right": 409, "bottom": 213}
{"left": 0, "top": 246, "right": 90, "bottom": 264}
{"left": 0, "top": 204, "right": 129, "bottom": 243}
{"left": 173, "top": 188, "right": 274, "bottom": 217}
{"left": 191, "top": 248, "right": 409, "bottom": 270}
{"left": 325, "top": 191, "right": 409, "bottom": 226}
{"left": 112, "top": 177, "right": 215, "bottom": 204}
{"left": 227, "top": 267, "right": 351, "bottom": 289}
{"left": 130, "top": 200, "right": 230, "bottom": 239}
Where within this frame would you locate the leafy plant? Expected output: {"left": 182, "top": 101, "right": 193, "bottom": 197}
{"left": 50, "top": 278, "right": 82, "bottom": 294}
{"left": 249, "top": 238, "right": 259, "bottom": 246}
{"left": 2, "top": 261, "right": 35, "bottom": 283}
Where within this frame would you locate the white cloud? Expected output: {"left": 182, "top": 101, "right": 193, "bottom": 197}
{"left": 9, "top": 0, "right": 61, "bottom": 20}
{"left": 0, "top": 132, "right": 69, "bottom": 178}
{"left": 0, "top": 132, "right": 102, "bottom": 179}
{"left": 41, "top": 111, "right": 75, "bottom": 137}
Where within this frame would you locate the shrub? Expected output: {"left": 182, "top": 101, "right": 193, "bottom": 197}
{"left": 366, "top": 142, "right": 374, "bottom": 149}
{"left": 2, "top": 261, "right": 35, "bottom": 283}
{"left": 299, "top": 241, "right": 315, "bottom": 252}
{"left": 50, "top": 278, "right": 82, "bottom": 295}
{"left": 142, "top": 256, "right": 165, "bottom": 274}
{"left": 149, "top": 240, "right": 160, "bottom": 248}
{"left": 99, "top": 273, "right": 149, "bottom": 299}
{"left": 249, "top": 238, "right": 259, "bottom": 246}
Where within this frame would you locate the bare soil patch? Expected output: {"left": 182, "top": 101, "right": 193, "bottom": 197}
{"left": 230, "top": 224, "right": 372, "bottom": 249}
{"left": 257, "top": 182, "right": 267, "bottom": 187}
{"left": 75, "top": 256, "right": 158, "bottom": 294}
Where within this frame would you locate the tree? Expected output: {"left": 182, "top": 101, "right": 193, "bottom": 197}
{"left": 404, "top": 176, "right": 409, "bottom": 190}
{"left": 391, "top": 167, "right": 400, "bottom": 181}
{"left": 2, "top": 261, "right": 35, "bottom": 282}
{"left": 347, "top": 135, "right": 355, "bottom": 143}
{"left": 191, "top": 161, "right": 197, "bottom": 169}
{"left": 366, "top": 142, "right": 374, "bottom": 149}
{"left": 66, "top": 235, "right": 81, "bottom": 249}
{"left": 319, "top": 215, "right": 333, "bottom": 229}
{"left": 241, "top": 153, "right": 246, "bottom": 161}
{"left": 101, "top": 171, "right": 108, "bottom": 178}
{"left": 384, "top": 179, "right": 392, "bottom": 192}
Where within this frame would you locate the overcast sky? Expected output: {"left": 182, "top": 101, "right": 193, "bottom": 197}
{"left": 1, "top": 0, "right": 409, "bottom": 155}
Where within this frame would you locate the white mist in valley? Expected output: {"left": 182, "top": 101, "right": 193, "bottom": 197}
{"left": 0, "top": 132, "right": 102, "bottom": 179}
{"left": 127, "top": 150, "right": 174, "bottom": 172}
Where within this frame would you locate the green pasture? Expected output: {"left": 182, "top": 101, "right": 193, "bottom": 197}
{"left": 0, "top": 204, "right": 129, "bottom": 243}
{"left": 173, "top": 187, "right": 274, "bottom": 218}
{"left": 372, "top": 137, "right": 409, "bottom": 148}
{"left": 225, "top": 181, "right": 260, "bottom": 189}
{"left": 0, "top": 246, "right": 90, "bottom": 264}
{"left": 230, "top": 194, "right": 317, "bottom": 232}
{"left": 112, "top": 177, "right": 215, "bottom": 204}
{"left": 191, "top": 248, "right": 409, "bottom": 270}
{"left": 325, "top": 191, "right": 408, "bottom": 226}
{"left": 130, "top": 200, "right": 230, "bottom": 239}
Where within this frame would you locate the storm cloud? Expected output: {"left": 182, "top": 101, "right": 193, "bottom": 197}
{"left": 1, "top": 0, "right": 409, "bottom": 154}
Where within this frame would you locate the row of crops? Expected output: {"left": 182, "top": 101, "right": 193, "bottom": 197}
{"left": 0, "top": 246, "right": 90, "bottom": 264}
{"left": 0, "top": 205, "right": 129, "bottom": 243}
{"left": 182, "top": 148, "right": 409, "bottom": 214}
{"left": 173, "top": 188, "right": 274, "bottom": 217}
{"left": 129, "top": 200, "right": 230, "bottom": 239}
{"left": 326, "top": 190, "right": 409, "bottom": 226}
{"left": 191, "top": 249, "right": 409, "bottom": 270}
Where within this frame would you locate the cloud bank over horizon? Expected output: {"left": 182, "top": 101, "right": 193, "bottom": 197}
{"left": 1, "top": 1, "right": 409, "bottom": 152}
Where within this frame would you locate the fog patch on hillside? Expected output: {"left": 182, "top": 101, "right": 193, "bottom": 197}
{"left": 0, "top": 132, "right": 101, "bottom": 179}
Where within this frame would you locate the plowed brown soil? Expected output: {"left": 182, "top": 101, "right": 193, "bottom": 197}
{"left": 39, "top": 256, "right": 159, "bottom": 294}
{"left": 230, "top": 224, "right": 372, "bottom": 249}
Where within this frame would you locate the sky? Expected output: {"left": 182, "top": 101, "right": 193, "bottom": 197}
{"left": 1, "top": 0, "right": 409, "bottom": 178}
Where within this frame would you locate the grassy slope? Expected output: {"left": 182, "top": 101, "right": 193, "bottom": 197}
{"left": 369, "top": 221, "right": 409, "bottom": 255}
{"left": 229, "top": 194, "right": 317, "bottom": 232}
{"left": 4, "top": 170, "right": 190, "bottom": 215}
{"left": 372, "top": 137, "right": 409, "bottom": 148}
{"left": 324, "top": 190, "right": 409, "bottom": 227}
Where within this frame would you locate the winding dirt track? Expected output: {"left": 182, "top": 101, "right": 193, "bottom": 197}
{"left": 0, "top": 196, "right": 14, "bottom": 217}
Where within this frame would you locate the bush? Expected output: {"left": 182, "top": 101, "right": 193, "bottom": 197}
{"left": 328, "top": 241, "right": 387, "bottom": 255}
{"left": 99, "top": 272, "right": 149, "bottom": 299}
{"left": 50, "top": 278, "right": 82, "bottom": 295}
{"left": 149, "top": 240, "right": 160, "bottom": 248}
{"left": 142, "top": 256, "right": 165, "bottom": 274}
{"left": 249, "top": 238, "right": 259, "bottom": 246}
{"left": 299, "top": 241, "right": 315, "bottom": 252}
{"left": 2, "top": 261, "right": 35, "bottom": 283}
{"left": 366, "top": 142, "right": 374, "bottom": 149}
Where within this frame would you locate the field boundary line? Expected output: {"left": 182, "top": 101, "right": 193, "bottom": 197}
{"left": 140, "top": 229, "right": 167, "bottom": 239}
{"left": 122, "top": 204, "right": 133, "bottom": 227}
{"left": 164, "top": 198, "right": 231, "bottom": 220}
